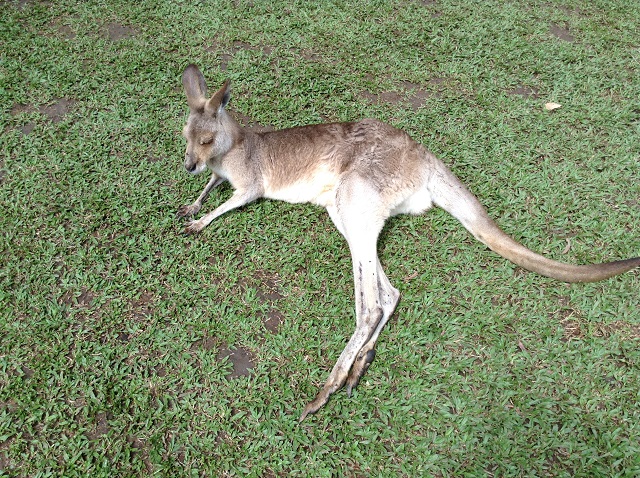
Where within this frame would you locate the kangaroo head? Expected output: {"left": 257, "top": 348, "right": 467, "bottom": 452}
{"left": 181, "top": 64, "right": 236, "bottom": 175}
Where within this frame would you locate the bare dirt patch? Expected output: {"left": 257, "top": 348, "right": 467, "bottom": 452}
{"left": 379, "top": 91, "right": 406, "bottom": 104}
{"left": 237, "top": 270, "right": 286, "bottom": 334}
{"left": 300, "top": 49, "right": 321, "bottom": 62}
{"left": 359, "top": 90, "right": 380, "bottom": 104}
{"left": 217, "top": 346, "right": 256, "bottom": 378}
{"left": 40, "top": 98, "right": 76, "bottom": 123}
{"left": 361, "top": 78, "right": 442, "bottom": 110}
{"left": 218, "top": 53, "right": 233, "bottom": 71}
{"left": 253, "top": 270, "right": 286, "bottom": 333}
{"left": 57, "top": 25, "right": 76, "bottom": 39}
{"left": 153, "top": 364, "right": 167, "bottom": 377}
{"left": 46, "top": 19, "right": 76, "bottom": 39}
{"left": 106, "top": 22, "right": 138, "bottom": 41}
{"left": 10, "top": 104, "right": 32, "bottom": 116}
{"left": 206, "top": 39, "right": 275, "bottom": 70}
{"left": 0, "top": 434, "right": 12, "bottom": 470}
{"left": 4, "top": 0, "right": 34, "bottom": 9}
{"left": 253, "top": 270, "right": 284, "bottom": 302}
{"left": 550, "top": 23, "right": 574, "bottom": 42}
{"left": 86, "top": 412, "right": 110, "bottom": 441}
{"left": 400, "top": 81, "right": 437, "bottom": 109}
{"left": 128, "top": 436, "right": 153, "bottom": 472}
{"left": 360, "top": 90, "right": 407, "bottom": 108}
{"left": 60, "top": 287, "right": 95, "bottom": 308}
{"left": 263, "top": 310, "right": 283, "bottom": 334}
{"left": 19, "top": 123, "right": 35, "bottom": 135}
{"left": 192, "top": 336, "right": 217, "bottom": 351}
{"left": 228, "top": 40, "right": 273, "bottom": 56}
{"left": 508, "top": 86, "right": 540, "bottom": 99}
{"left": 129, "top": 291, "right": 154, "bottom": 320}
{"left": 9, "top": 103, "right": 36, "bottom": 135}
{"left": 231, "top": 111, "right": 274, "bottom": 132}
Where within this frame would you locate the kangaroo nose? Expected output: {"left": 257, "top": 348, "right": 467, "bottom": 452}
{"left": 184, "top": 153, "right": 197, "bottom": 172}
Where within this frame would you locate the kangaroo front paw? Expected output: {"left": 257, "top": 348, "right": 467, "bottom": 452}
{"left": 176, "top": 203, "right": 201, "bottom": 219}
{"left": 183, "top": 219, "right": 204, "bottom": 235}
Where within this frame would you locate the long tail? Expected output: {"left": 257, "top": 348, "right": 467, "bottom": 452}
{"left": 428, "top": 159, "right": 640, "bottom": 283}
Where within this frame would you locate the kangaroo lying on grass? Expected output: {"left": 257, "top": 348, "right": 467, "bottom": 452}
{"left": 177, "top": 64, "right": 639, "bottom": 420}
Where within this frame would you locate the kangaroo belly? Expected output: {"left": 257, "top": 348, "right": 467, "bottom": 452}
{"left": 263, "top": 165, "right": 339, "bottom": 207}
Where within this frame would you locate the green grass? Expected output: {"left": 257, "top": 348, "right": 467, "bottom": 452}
{"left": 1, "top": 0, "right": 639, "bottom": 476}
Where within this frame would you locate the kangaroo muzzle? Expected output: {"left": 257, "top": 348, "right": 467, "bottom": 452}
{"left": 184, "top": 153, "right": 198, "bottom": 173}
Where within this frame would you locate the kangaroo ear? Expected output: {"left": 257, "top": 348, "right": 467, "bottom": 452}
{"left": 182, "top": 64, "right": 208, "bottom": 111}
{"left": 205, "top": 80, "right": 231, "bottom": 117}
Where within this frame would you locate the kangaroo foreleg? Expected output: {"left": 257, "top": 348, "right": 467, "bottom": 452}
{"left": 184, "top": 188, "right": 259, "bottom": 234}
{"left": 177, "top": 172, "right": 225, "bottom": 218}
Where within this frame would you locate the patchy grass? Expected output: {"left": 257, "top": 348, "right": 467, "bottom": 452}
{"left": 1, "top": 0, "right": 639, "bottom": 476}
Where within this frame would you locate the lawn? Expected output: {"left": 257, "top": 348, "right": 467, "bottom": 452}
{"left": 1, "top": 0, "right": 639, "bottom": 476}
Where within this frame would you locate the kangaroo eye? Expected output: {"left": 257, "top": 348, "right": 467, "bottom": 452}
{"left": 199, "top": 136, "right": 214, "bottom": 145}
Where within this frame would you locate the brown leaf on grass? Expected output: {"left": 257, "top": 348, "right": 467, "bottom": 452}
{"left": 545, "top": 102, "right": 562, "bottom": 111}
{"left": 403, "top": 271, "right": 419, "bottom": 282}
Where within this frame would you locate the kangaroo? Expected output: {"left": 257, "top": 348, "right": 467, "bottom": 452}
{"left": 177, "top": 64, "right": 639, "bottom": 421}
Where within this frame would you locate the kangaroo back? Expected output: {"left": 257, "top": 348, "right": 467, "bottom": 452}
{"left": 427, "top": 158, "right": 640, "bottom": 283}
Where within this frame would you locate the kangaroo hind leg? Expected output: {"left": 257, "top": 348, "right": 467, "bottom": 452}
{"left": 301, "top": 180, "right": 396, "bottom": 420}
{"left": 345, "top": 258, "right": 399, "bottom": 396}
{"left": 326, "top": 204, "right": 401, "bottom": 397}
